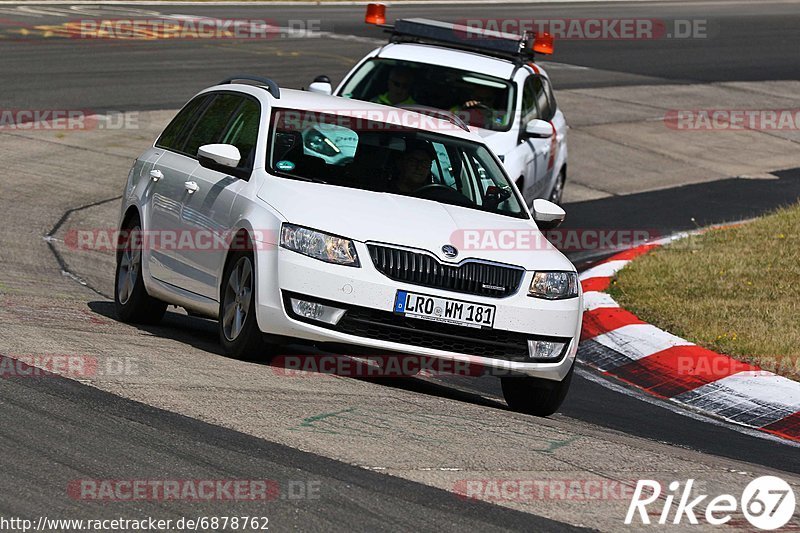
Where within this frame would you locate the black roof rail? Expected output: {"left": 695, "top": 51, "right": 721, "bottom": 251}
{"left": 397, "top": 104, "right": 470, "bottom": 132}
{"left": 218, "top": 75, "right": 280, "bottom": 99}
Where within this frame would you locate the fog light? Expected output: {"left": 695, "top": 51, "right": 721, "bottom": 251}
{"left": 528, "top": 339, "right": 568, "bottom": 361}
{"left": 290, "top": 298, "right": 346, "bottom": 325}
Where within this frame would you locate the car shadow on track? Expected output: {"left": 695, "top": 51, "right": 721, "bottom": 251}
{"left": 89, "top": 300, "right": 225, "bottom": 354}
{"left": 87, "top": 300, "right": 510, "bottom": 411}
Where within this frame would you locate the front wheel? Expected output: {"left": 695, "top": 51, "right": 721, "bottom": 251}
{"left": 548, "top": 169, "right": 566, "bottom": 205}
{"left": 501, "top": 364, "right": 574, "bottom": 417}
{"left": 219, "top": 251, "right": 270, "bottom": 360}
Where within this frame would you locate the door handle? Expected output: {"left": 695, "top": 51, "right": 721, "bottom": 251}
{"left": 149, "top": 169, "right": 163, "bottom": 182}
{"left": 184, "top": 181, "right": 199, "bottom": 194}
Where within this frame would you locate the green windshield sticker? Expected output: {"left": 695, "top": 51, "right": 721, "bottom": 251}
{"left": 276, "top": 160, "right": 295, "bottom": 171}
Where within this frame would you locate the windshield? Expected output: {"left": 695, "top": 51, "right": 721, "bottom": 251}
{"left": 338, "top": 59, "right": 515, "bottom": 132}
{"left": 267, "top": 108, "right": 528, "bottom": 219}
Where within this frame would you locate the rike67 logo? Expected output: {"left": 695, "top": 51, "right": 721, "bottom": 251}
{"left": 626, "top": 476, "right": 796, "bottom": 530}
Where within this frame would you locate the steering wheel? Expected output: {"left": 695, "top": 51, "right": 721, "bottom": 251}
{"left": 412, "top": 184, "right": 474, "bottom": 208}
{"left": 463, "top": 101, "right": 493, "bottom": 112}
{"left": 460, "top": 102, "right": 494, "bottom": 128}
{"left": 413, "top": 183, "right": 453, "bottom": 195}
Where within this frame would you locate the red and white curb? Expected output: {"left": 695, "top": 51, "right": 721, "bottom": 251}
{"left": 577, "top": 234, "right": 800, "bottom": 443}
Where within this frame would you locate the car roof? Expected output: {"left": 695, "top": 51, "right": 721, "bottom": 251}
{"left": 200, "top": 84, "right": 484, "bottom": 143}
{"left": 375, "top": 42, "right": 520, "bottom": 80}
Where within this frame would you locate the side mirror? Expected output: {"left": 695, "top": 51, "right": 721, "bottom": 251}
{"left": 308, "top": 75, "right": 333, "bottom": 95}
{"left": 532, "top": 198, "right": 565, "bottom": 230}
{"left": 198, "top": 144, "right": 241, "bottom": 168}
{"left": 525, "top": 119, "right": 553, "bottom": 139}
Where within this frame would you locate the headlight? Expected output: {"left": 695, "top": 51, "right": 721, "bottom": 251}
{"left": 280, "top": 224, "right": 360, "bottom": 267}
{"left": 528, "top": 271, "right": 578, "bottom": 300}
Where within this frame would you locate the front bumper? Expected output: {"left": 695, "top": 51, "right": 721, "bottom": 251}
{"left": 254, "top": 242, "right": 582, "bottom": 380}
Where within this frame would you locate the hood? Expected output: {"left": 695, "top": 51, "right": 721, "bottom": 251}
{"left": 258, "top": 177, "right": 573, "bottom": 271}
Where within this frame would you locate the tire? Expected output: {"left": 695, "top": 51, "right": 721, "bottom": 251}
{"left": 501, "top": 364, "right": 574, "bottom": 417}
{"left": 114, "top": 216, "right": 167, "bottom": 324}
{"left": 219, "top": 250, "right": 269, "bottom": 360}
{"left": 548, "top": 169, "right": 566, "bottom": 205}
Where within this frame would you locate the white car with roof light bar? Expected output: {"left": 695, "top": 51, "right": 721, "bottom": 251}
{"left": 309, "top": 7, "right": 568, "bottom": 206}
{"left": 115, "top": 75, "right": 582, "bottom": 416}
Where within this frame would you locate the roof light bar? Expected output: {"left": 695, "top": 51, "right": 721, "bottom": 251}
{"left": 363, "top": 6, "right": 555, "bottom": 61}
{"left": 393, "top": 18, "right": 527, "bottom": 56}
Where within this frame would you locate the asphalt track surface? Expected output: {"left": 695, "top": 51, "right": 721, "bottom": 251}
{"left": 0, "top": 363, "right": 580, "bottom": 532}
{"left": 1, "top": 1, "right": 800, "bottom": 531}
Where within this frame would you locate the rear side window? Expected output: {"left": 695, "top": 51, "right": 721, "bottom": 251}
{"left": 155, "top": 95, "right": 209, "bottom": 151}
{"left": 183, "top": 93, "right": 243, "bottom": 158}
{"left": 220, "top": 98, "right": 261, "bottom": 169}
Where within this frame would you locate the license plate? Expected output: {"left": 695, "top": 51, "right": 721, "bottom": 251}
{"left": 393, "top": 290, "right": 495, "bottom": 329}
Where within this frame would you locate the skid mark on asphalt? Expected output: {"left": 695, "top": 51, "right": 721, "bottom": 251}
{"left": 292, "top": 406, "right": 579, "bottom": 451}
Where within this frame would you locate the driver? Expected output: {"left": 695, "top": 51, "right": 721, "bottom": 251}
{"left": 392, "top": 140, "right": 435, "bottom": 194}
{"left": 451, "top": 84, "right": 500, "bottom": 128}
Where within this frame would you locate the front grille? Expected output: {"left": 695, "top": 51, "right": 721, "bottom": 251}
{"left": 337, "top": 306, "right": 531, "bottom": 361}
{"left": 367, "top": 244, "right": 524, "bottom": 298}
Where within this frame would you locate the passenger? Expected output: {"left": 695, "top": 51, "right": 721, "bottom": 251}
{"left": 372, "top": 67, "right": 416, "bottom": 106}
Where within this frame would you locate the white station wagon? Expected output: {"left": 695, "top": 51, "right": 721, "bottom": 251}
{"left": 115, "top": 76, "right": 582, "bottom": 415}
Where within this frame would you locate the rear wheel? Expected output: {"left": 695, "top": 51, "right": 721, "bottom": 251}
{"left": 501, "top": 364, "right": 574, "bottom": 417}
{"left": 219, "top": 251, "right": 270, "bottom": 360}
{"left": 114, "top": 216, "right": 167, "bottom": 324}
